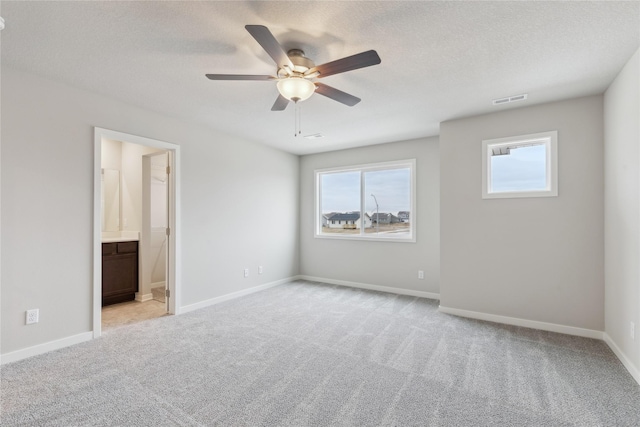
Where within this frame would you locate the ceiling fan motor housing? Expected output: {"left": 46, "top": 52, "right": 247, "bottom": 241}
{"left": 286, "top": 49, "right": 315, "bottom": 74}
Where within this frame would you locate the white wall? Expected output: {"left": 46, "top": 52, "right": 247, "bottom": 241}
{"left": 101, "top": 139, "right": 122, "bottom": 232}
{"left": 101, "top": 139, "right": 163, "bottom": 235}
{"left": 604, "top": 48, "right": 640, "bottom": 379}
{"left": 299, "top": 137, "right": 440, "bottom": 294}
{"left": 101, "top": 138, "right": 122, "bottom": 171}
{"left": 0, "top": 67, "right": 299, "bottom": 356}
{"left": 120, "top": 141, "right": 163, "bottom": 233}
{"left": 440, "top": 95, "right": 604, "bottom": 331}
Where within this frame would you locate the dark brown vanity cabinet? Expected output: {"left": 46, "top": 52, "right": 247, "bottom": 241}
{"left": 102, "top": 241, "right": 138, "bottom": 306}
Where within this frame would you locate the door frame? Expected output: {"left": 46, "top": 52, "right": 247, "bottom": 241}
{"left": 93, "top": 127, "right": 181, "bottom": 338}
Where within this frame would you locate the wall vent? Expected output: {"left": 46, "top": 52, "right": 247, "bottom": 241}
{"left": 492, "top": 94, "right": 528, "bottom": 106}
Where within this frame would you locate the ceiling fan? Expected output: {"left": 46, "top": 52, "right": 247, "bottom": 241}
{"left": 206, "top": 25, "right": 381, "bottom": 111}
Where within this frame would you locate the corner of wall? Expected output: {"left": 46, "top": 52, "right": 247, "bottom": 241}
{"left": 603, "top": 47, "right": 640, "bottom": 387}
{"left": 603, "top": 333, "right": 640, "bottom": 386}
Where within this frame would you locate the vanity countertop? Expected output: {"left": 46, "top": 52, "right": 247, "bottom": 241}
{"left": 102, "top": 237, "right": 139, "bottom": 243}
{"left": 101, "top": 231, "right": 139, "bottom": 243}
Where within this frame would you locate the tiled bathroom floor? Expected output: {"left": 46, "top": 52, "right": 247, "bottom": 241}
{"left": 102, "top": 299, "right": 168, "bottom": 331}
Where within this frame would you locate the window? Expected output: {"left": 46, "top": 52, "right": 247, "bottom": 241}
{"left": 482, "top": 131, "right": 558, "bottom": 199}
{"left": 315, "top": 159, "right": 416, "bottom": 242}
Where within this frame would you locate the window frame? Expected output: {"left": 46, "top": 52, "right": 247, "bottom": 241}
{"left": 314, "top": 159, "right": 416, "bottom": 242}
{"left": 482, "top": 131, "right": 558, "bottom": 199}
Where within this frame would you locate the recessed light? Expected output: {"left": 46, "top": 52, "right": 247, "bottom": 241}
{"left": 492, "top": 93, "right": 528, "bottom": 106}
{"left": 304, "top": 133, "right": 324, "bottom": 140}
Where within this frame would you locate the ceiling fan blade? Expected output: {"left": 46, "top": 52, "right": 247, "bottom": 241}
{"left": 309, "top": 50, "right": 381, "bottom": 79}
{"left": 314, "top": 83, "right": 361, "bottom": 107}
{"left": 205, "top": 74, "right": 274, "bottom": 81}
{"left": 271, "top": 94, "right": 290, "bottom": 111}
{"left": 245, "top": 25, "right": 294, "bottom": 70}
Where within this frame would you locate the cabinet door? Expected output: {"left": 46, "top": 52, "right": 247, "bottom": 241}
{"left": 102, "top": 253, "right": 138, "bottom": 298}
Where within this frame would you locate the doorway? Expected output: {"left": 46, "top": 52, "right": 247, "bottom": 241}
{"left": 93, "top": 128, "right": 181, "bottom": 338}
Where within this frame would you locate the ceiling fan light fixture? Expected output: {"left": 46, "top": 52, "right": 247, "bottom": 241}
{"left": 277, "top": 77, "right": 315, "bottom": 103}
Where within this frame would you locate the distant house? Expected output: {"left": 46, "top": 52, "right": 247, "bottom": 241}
{"left": 371, "top": 212, "right": 400, "bottom": 224}
{"left": 322, "top": 213, "right": 336, "bottom": 227}
{"left": 397, "top": 211, "right": 410, "bottom": 222}
{"left": 327, "top": 212, "right": 372, "bottom": 229}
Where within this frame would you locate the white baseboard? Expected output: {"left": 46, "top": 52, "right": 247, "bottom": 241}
{"left": 135, "top": 292, "right": 153, "bottom": 302}
{"left": 603, "top": 333, "right": 640, "bottom": 386}
{"left": 136, "top": 282, "right": 166, "bottom": 302}
{"left": 151, "top": 281, "right": 166, "bottom": 289}
{"left": 298, "top": 275, "right": 440, "bottom": 300}
{"left": 0, "top": 332, "right": 93, "bottom": 365}
{"left": 179, "top": 277, "right": 295, "bottom": 314}
{"left": 438, "top": 305, "right": 603, "bottom": 340}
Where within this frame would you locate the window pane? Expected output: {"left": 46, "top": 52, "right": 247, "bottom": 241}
{"left": 320, "top": 171, "right": 360, "bottom": 235}
{"left": 490, "top": 143, "right": 547, "bottom": 192}
{"left": 316, "top": 160, "right": 415, "bottom": 241}
{"left": 364, "top": 168, "right": 411, "bottom": 237}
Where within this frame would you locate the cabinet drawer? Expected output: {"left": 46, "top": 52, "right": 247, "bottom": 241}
{"left": 102, "top": 243, "right": 117, "bottom": 255}
{"left": 117, "top": 241, "right": 138, "bottom": 254}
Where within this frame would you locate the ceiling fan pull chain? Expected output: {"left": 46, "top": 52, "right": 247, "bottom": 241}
{"left": 294, "top": 101, "right": 302, "bottom": 137}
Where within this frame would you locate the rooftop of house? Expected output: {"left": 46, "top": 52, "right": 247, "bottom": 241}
{"left": 329, "top": 213, "right": 361, "bottom": 221}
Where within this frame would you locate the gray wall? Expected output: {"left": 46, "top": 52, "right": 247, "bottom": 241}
{"left": 1, "top": 67, "right": 300, "bottom": 355}
{"left": 604, "top": 49, "right": 640, "bottom": 374}
{"left": 440, "top": 95, "right": 604, "bottom": 330}
{"left": 299, "top": 137, "right": 440, "bottom": 294}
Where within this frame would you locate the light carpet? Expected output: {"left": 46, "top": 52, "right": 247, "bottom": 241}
{"left": 1, "top": 280, "right": 639, "bottom": 426}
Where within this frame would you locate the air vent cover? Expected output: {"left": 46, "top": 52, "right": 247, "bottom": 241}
{"left": 493, "top": 94, "right": 528, "bottom": 106}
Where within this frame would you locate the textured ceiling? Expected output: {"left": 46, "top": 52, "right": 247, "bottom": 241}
{"left": 1, "top": 1, "right": 639, "bottom": 155}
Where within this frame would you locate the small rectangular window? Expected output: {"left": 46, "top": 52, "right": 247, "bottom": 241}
{"left": 315, "top": 159, "right": 416, "bottom": 242}
{"left": 482, "top": 131, "right": 558, "bottom": 199}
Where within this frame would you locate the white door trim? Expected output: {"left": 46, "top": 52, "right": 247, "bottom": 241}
{"left": 93, "top": 128, "right": 181, "bottom": 338}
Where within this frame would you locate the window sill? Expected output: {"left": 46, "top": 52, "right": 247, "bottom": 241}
{"left": 482, "top": 189, "right": 558, "bottom": 199}
{"left": 314, "top": 233, "right": 416, "bottom": 243}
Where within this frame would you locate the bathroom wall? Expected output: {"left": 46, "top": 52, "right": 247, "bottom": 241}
{"left": 101, "top": 139, "right": 122, "bottom": 170}
{"left": 120, "top": 141, "right": 164, "bottom": 233}
{"left": 101, "top": 139, "right": 123, "bottom": 231}
{"left": 101, "top": 138, "right": 164, "bottom": 235}
{"left": 149, "top": 152, "right": 168, "bottom": 295}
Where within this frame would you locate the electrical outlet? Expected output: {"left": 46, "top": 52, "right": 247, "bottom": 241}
{"left": 418, "top": 270, "right": 424, "bottom": 279}
{"left": 243, "top": 268, "right": 249, "bottom": 278}
{"left": 631, "top": 322, "right": 635, "bottom": 341}
{"left": 258, "top": 266, "right": 263, "bottom": 274}
{"left": 26, "top": 309, "right": 39, "bottom": 325}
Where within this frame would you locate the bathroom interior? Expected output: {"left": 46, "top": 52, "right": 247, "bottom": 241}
{"left": 101, "top": 138, "right": 169, "bottom": 329}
